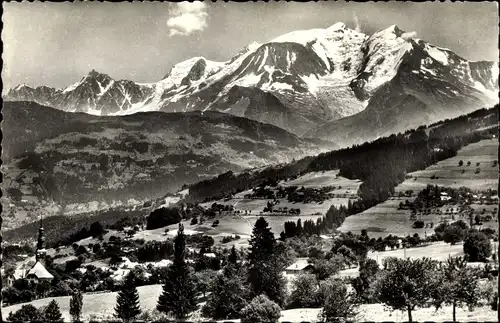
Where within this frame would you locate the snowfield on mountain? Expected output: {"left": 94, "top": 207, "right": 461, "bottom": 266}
{"left": 6, "top": 23, "right": 498, "bottom": 147}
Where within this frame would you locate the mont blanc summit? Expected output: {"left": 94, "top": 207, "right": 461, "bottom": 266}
{"left": 5, "top": 23, "right": 498, "bottom": 144}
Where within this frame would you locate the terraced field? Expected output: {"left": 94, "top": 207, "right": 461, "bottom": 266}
{"left": 134, "top": 214, "right": 325, "bottom": 249}
{"left": 201, "top": 170, "right": 361, "bottom": 216}
{"left": 396, "top": 139, "right": 498, "bottom": 192}
{"left": 339, "top": 139, "right": 498, "bottom": 238}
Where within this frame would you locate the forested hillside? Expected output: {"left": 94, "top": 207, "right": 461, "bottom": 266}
{"left": 186, "top": 105, "right": 498, "bottom": 212}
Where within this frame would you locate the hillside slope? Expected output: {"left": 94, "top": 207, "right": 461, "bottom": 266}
{"left": 1, "top": 101, "right": 328, "bottom": 230}
{"left": 184, "top": 105, "right": 498, "bottom": 206}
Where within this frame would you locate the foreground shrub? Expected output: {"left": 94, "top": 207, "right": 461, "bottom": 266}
{"left": 318, "top": 277, "right": 357, "bottom": 322}
{"left": 463, "top": 231, "right": 492, "bottom": 262}
{"left": 241, "top": 294, "right": 281, "bottom": 323}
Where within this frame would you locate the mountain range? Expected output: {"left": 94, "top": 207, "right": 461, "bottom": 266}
{"left": 3, "top": 22, "right": 499, "bottom": 230}
{"left": 6, "top": 23, "right": 498, "bottom": 147}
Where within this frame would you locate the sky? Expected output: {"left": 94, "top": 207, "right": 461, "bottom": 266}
{"left": 2, "top": 2, "right": 498, "bottom": 90}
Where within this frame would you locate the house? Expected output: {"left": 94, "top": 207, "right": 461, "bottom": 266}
{"left": 25, "top": 261, "right": 54, "bottom": 282}
{"left": 144, "top": 259, "right": 173, "bottom": 268}
{"left": 285, "top": 258, "right": 314, "bottom": 275}
{"left": 7, "top": 260, "right": 54, "bottom": 286}
{"left": 8, "top": 215, "right": 54, "bottom": 286}
{"left": 111, "top": 268, "right": 131, "bottom": 281}
{"left": 203, "top": 253, "right": 217, "bottom": 258}
{"left": 440, "top": 192, "right": 451, "bottom": 201}
{"left": 119, "top": 256, "right": 139, "bottom": 269}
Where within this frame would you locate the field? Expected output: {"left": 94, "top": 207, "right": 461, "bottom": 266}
{"left": 2, "top": 284, "right": 164, "bottom": 322}
{"left": 4, "top": 287, "right": 496, "bottom": 322}
{"left": 369, "top": 241, "right": 466, "bottom": 264}
{"left": 278, "top": 305, "right": 496, "bottom": 322}
{"left": 396, "top": 139, "right": 498, "bottom": 192}
{"left": 201, "top": 170, "right": 361, "bottom": 216}
{"left": 136, "top": 170, "right": 359, "bottom": 248}
{"left": 339, "top": 139, "right": 499, "bottom": 237}
{"left": 279, "top": 170, "right": 362, "bottom": 192}
{"left": 134, "top": 215, "right": 325, "bottom": 249}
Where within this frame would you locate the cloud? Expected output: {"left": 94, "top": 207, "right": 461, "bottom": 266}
{"left": 353, "top": 14, "right": 361, "bottom": 33}
{"left": 167, "top": 2, "right": 208, "bottom": 37}
{"left": 401, "top": 31, "right": 418, "bottom": 40}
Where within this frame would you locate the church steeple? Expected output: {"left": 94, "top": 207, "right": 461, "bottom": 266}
{"left": 36, "top": 214, "right": 46, "bottom": 262}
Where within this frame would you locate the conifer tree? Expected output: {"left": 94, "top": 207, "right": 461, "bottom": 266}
{"left": 8, "top": 304, "right": 43, "bottom": 321}
{"left": 156, "top": 223, "right": 197, "bottom": 319}
{"left": 202, "top": 268, "right": 249, "bottom": 319}
{"left": 247, "top": 217, "right": 286, "bottom": 306}
{"left": 296, "top": 218, "right": 303, "bottom": 236}
{"left": 114, "top": 272, "right": 142, "bottom": 322}
{"left": 229, "top": 245, "right": 238, "bottom": 265}
{"left": 44, "top": 299, "right": 64, "bottom": 322}
{"left": 69, "top": 291, "right": 83, "bottom": 322}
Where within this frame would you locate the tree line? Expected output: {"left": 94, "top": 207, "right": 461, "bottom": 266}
{"left": 184, "top": 105, "right": 498, "bottom": 205}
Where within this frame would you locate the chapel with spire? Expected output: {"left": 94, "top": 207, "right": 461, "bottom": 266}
{"left": 26, "top": 214, "right": 53, "bottom": 282}
{"left": 36, "top": 214, "right": 47, "bottom": 262}
{"left": 8, "top": 214, "right": 54, "bottom": 286}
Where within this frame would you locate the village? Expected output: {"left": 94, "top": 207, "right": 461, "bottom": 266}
{"left": 2, "top": 189, "right": 498, "bottom": 322}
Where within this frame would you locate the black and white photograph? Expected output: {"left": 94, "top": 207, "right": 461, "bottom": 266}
{"left": 1, "top": 1, "right": 499, "bottom": 322}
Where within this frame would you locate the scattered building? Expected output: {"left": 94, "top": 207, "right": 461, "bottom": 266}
{"left": 440, "top": 192, "right": 451, "bottom": 201}
{"left": 285, "top": 258, "right": 314, "bottom": 275}
{"left": 25, "top": 262, "right": 54, "bottom": 282}
{"left": 111, "top": 268, "right": 131, "bottom": 281}
{"left": 7, "top": 215, "right": 54, "bottom": 285}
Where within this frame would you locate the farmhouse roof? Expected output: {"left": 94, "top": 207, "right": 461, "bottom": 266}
{"left": 111, "top": 269, "right": 130, "bottom": 281}
{"left": 285, "top": 258, "right": 313, "bottom": 271}
{"left": 26, "top": 261, "right": 54, "bottom": 279}
{"left": 149, "top": 259, "right": 173, "bottom": 267}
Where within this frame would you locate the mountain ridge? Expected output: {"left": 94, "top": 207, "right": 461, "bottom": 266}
{"left": 5, "top": 22, "right": 498, "bottom": 143}
{"left": 1, "top": 101, "right": 330, "bottom": 230}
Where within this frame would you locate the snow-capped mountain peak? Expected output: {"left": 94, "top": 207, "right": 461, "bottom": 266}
{"left": 162, "top": 57, "right": 224, "bottom": 87}
{"left": 269, "top": 21, "right": 359, "bottom": 46}
{"left": 380, "top": 24, "right": 404, "bottom": 36}
{"left": 13, "top": 84, "right": 30, "bottom": 91}
{"left": 5, "top": 23, "right": 498, "bottom": 141}
{"left": 326, "top": 21, "right": 347, "bottom": 31}
{"left": 242, "top": 41, "right": 261, "bottom": 53}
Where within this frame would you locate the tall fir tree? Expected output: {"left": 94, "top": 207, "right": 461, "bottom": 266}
{"left": 69, "top": 291, "right": 83, "bottom": 322}
{"left": 229, "top": 245, "right": 238, "bottom": 265}
{"left": 43, "top": 299, "right": 64, "bottom": 322}
{"left": 202, "top": 268, "right": 249, "bottom": 319}
{"left": 156, "top": 223, "right": 197, "bottom": 319}
{"left": 114, "top": 272, "right": 142, "bottom": 322}
{"left": 247, "top": 217, "right": 286, "bottom": 306}
{"left": 296, "top": 218, "right": 303, "bottom": 236}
